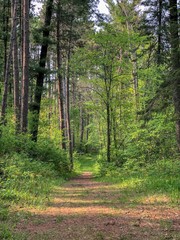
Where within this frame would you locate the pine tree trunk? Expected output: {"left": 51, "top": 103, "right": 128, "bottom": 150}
{"left": 12, "top": 0, "right": 20, "bottom": 133}
{"left": 106, "top": 99, "right": 111, "bottom": 163}
{"left": 2, "top": 0, "right": 10, "bottom": 82}
{"left": 85, "top": 114, "right": 89, "bottom": 153}
{"left": 157, "top": 0, "right": 162, "bottom": 64}
{"left": 21, "top": 0, "right": 29, "bottom": 133}
{"left": 80, "top": 105, "right": 84, "bottom": 151}
{"left": 169, "top": 0, "right": 180, "bottom": 151}
{"left": 66, "top": 19, "right": 73, "bottom": 169}
{"left": 67, "top": 51, "right": 73, "bottom": 169}
{"left": 1, "top": 0, "right": 17, "bottom": 126}
{"left": 57, "top": 0, "right": 66, "bottom": 149}
{"left": 30, "top": 0, "right": 54, "bottom": 141}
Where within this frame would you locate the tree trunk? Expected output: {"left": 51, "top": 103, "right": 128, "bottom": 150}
{"left": 169, "top": 0, "right": 180, "bottom": 151}
{"left": 12, "top": 0, "right": 20, "bottom": 134}
{"left": 66, "top": 54, "right": 73, "bottom": 169}
{"left": 80, "top": 105, "right": 84, "bottom": 151}
{"left": 157, "top": 0, "right": 162, "bottom": 64}
{"left": 3, "top": 0, "right": 10, "bottom": 82}
{"left": 85, "top": 114, "right": 89, "bottom": 153}
{"left": 106, "top": 99, "right": 111, "bottom": 163}
{"left": 21, "top": 0, "right": 29, "bottom": 133}
{"left": 30, "top": 0, "right": 54, "bottom": 141}
{"left": 57, "top": 0, "right": 66, "bottom": 149}
{"left": 1, "top": 0, "right": 17, "bottom": 126}
{"left": 131, "top": 50, "right": 139, "bottom": 110}
{"left": 66, "top": 19, "right": 73, "bottom": 169}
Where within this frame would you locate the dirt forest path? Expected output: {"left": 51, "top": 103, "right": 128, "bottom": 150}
{"left": 16, "top": 172, "right": 180, "bottom": 240}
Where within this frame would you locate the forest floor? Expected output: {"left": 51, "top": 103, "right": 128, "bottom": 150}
{"left": 13, "top": 171, "right": 180, "bottom": 240}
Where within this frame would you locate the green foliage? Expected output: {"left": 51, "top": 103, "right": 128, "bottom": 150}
{"left": 0, "top": 123, "right": 69, "bottom": 175}
{"left": 74, "top": 153, "right": 99, "bottom": 175}
{"left": 0, "top": 207, "right": 9, "bottom": 221}
{"left": 28, "top": 140, "right": 69, "bottom": 175}
{"left": 98, "top": 158, "right": 180, "bottom": 203}
{"left": 0, "top": 224, "right": 12, "bottom": 240}
{"left": 0, "top": 123, "right": 69, "bottom": 209}
{"left": 0, "top": 153, "right": 63, "bottom": 206}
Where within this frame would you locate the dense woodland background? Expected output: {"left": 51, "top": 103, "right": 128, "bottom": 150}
{"left": 0, "top": 0, "right": 180, "bottom": 230}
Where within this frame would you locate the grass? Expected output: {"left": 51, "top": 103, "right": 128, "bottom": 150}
{"left": 0, "top": 153, "right": 179, "bottom": 239}
{"left": 73, "top": 154, "right": 180, "bottom": 206}
{"left": 0, "top": 151, "right": 68, "bottom": 240}
{"left": 97, "top": 159, "right": 180, "bottom": 206}
{"left": 0, "top": 153, "right": 65, "bottom": 208}
{"left": 74, "top": 153, "right": 99, "bottom": 175}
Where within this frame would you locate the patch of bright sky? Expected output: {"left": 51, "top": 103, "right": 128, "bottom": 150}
{"left": 34, "top": 0, "right": 109, "bottom": 15}
{"left": 98, "top": 0, "right": 109, "bottom": 14}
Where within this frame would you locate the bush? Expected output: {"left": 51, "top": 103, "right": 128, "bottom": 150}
{"left": 0, "top": 124, "right": 70, "bottom": 175}
{"left": 98, "top": 157, "right": 180, "bottom": 203}
{"left": 28, "top": 140, "right": 69, "bottom": 175}
{"left": 0, "top": 153, "right": 65, "bottom": 206}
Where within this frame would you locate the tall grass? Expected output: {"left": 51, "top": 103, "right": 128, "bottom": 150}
{"left": 98, "top": 158, "right": 180, "bottom": 204}
{"left": 0, "top": 153, "right": 65, "bottom": 207}
{"left": 74, "top": 153, "right": 99, "bottom": 175}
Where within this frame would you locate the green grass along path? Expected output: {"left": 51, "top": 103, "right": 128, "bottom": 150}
{"left": 1, "top": 155, "right": 180, "bottom": 240}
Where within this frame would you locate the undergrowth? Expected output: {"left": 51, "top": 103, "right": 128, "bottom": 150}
{"left": 0, "top": 153, "right": 65, "bottom": 207}
{"left": 73, "top": 153, "right": 180, "bottom": 205}
{"left": 0, "top": 125, "right": 71, "bottom": 239}
{"left": 74, "top": 153, "right": 99, "bottom": 175}
{"left": 98, "top": 157, "right": 180, "bottom": 204}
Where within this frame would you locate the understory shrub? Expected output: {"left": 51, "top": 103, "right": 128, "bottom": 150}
{"left": 0, "top": 153, "right": 64, "bottom": 206}
{"left": 0, "top": 125, "right": 69, "bottom": 175}
{"left": 98, "top": 157, "right": 180, "bottom": 203}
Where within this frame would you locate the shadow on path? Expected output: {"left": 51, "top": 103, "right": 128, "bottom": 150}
{"left": 15, "top": 172, "right": 180, "bottom": 240}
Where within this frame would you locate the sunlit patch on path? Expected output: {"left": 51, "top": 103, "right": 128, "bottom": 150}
{"left": 15, "top": 172, "right": 180, "bottom": 240}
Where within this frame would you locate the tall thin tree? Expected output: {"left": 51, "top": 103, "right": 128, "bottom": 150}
{"left": 57, "top": 0, "right": 66, "bottom": 150}
{"left": 1, "top": 0, "right": 17, "bottom": 126}
{"left": 30, "top": 0, "right": 54, "bottom": 141}
{"left": 12, "top": 0, "right": 20, "bottom": 133}
{"left": 169, "top": 0, "right": 180, "bottom": 151}
{"left": 21, "top": 0, "right": 29, "bottom": 132}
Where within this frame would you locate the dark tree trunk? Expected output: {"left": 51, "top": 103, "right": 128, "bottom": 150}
{"left": 1, "top": 0, "right": 17, "bottom": 126}
{"left": 106, "top": 99, "right": 111, "bottom": 163}
{"left": 104, "top": 64, "right": 112, "bottom": 163}
{"left": 3, "top": 0, "right": 10, "bottom": 81}
{"left": 21, "top": 0, "right": 29, "bottom": 133}
{"left": 169, "top": 0, "right": 180, "bottom": 151}
{"left": 157, "top": 0, "right": 162, "bottom": 64}
{"left": 66, "top": 19, "right": 73, "bottom": 169}
{"left": 30, "top": 0, "right": 54, "bottom": 141}
{"left": 57, "top": 0, "right": 66, "bottom": 150}
{"left": 80, "top": 105, "right": 84, "bottom": 150}
{"left": 85, "top": 114, "right": 89, "bottom": 153}
{"left": 67, "top": 50, "right": 73, "bottom": 170}
{"left": 12, "top": 0, "right": 20, "bottom": 133}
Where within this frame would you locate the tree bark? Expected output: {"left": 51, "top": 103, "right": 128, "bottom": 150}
{"left": 106, "top": 98, "right": 111, "bottom": 163}
{"left": 104, "top": 64, "right": 112, "bottom": 163}
{"left": 1, "top": 0, "right": 17, "bottom": 126}
{"left": 79, "top": 104, "right": 84, "bottom": 151}
{"left": 21, "top": 0, "right": 29, "bottom": 133}
{"left": 30, "top": 0, "right": 54, "bottom": 141}
{"left": 85, "top": 114, "right": 89, "bottom": 153}
{"left": 2, "top": 0, "right": 10, "bottom": 82}
{"left": 57, "top": 0, "right": 66, "bottom": 149}
{"left": 12, "top": 0, "right": 20, "bottom": 133}
{"left": 157, "top": 0, "right": 162, "bottom": 65}
{"left": 66, "top": 54, "right": 73, "bottom": 170}
{"left": 66, "top": 18, "right": 73, "bottom": 169}
{"left": 169, "top": 0, "right": 180, "bottom": 151}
